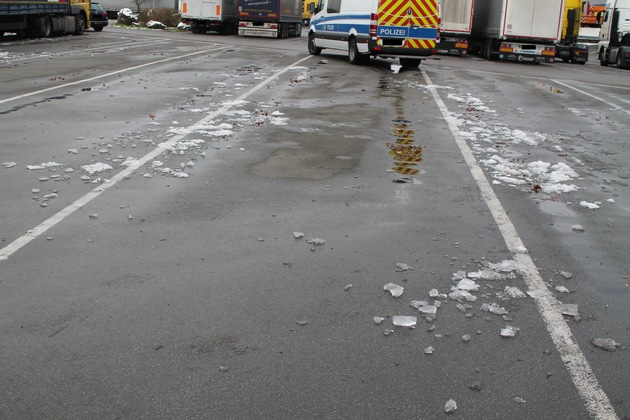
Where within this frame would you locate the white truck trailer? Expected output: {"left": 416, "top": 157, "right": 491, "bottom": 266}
{"left": 435, "top": 0, "right": 474, "bottom": 56}
{"left": 470, "top": 0, "right": 564, "bottom": 63}
{"left": 598, "top": 0, "right": 630, "bottom": 68}
{"left": 180, "top": 0, "right": 238, "bottom": 34}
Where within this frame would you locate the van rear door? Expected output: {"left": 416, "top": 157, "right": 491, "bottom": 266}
{"left": 376, "top": 0, "right": 439, "bottom": 51}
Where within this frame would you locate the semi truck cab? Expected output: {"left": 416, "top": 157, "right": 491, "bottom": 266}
{"left": 598, "top": 0, "right": 630, "bottom": 68}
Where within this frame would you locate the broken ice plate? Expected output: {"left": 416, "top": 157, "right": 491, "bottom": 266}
{"left": 392, "top": 316, "right": 417, "bottom": 327}
{"left": 384, "top": 283, "right": 404, "bottom": 297}
{"left": 395, "top": 263, "right": 413, "bottom": 272}
{"left": 556, "top": 303, "right": 579, "bottom": 317}
{"left": 500, "top": 326, "right": 519, "bottom": 337}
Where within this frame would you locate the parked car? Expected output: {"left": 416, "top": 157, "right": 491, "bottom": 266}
{"left": 90, "top": 2, "right": 109, "bottom": 32}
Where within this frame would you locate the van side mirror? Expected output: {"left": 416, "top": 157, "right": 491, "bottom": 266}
{"left": 308, "top": 2, "right": 315, "bottom": 14}
{"left": 596, "top": 12, "right": 603, "bottom": 25}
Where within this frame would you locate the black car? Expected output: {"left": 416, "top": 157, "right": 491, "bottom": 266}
{"left": 90, "top": 2, "right": 109, "bottom": 32}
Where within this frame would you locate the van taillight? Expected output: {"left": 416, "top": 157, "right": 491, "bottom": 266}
{"left": 369, "top": 13, "right": 377, "bottom": 37}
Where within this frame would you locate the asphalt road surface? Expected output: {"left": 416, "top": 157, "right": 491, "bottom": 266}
{"left": 1, "top": 27, "right": 629, "bottom": 419}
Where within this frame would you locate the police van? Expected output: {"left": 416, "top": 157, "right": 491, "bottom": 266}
{"left": 307, "top": 0, "right": 440, "bottom": 67}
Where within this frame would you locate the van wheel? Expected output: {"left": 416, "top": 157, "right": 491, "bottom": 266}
{"left": 308, "top": 33, "right": 322, "bottom": 55}
{"left": 400, "top": 58, "right": 421, "bottom": 68}
{"left": 348, "top": 38, "right": 367, "bottom": 65}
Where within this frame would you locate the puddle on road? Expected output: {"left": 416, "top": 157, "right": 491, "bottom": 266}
{"left": 379, "top": 78, "right": 424, "bottom": 182}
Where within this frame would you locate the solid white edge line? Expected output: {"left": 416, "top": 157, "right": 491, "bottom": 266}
{"left": 551, "top": 79, "right": 630, "bottom": 116}
{"left": 0, "top": 54, "right": 313, "bottom": 262}
{"left": 421, "top": 69, "right": 618, "bottom": 420}
{"left": 0, "top": 46, "right": 231, "bottom": 105}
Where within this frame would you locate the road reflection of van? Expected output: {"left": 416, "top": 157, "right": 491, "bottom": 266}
{"left": 307, "top": 0, "right": 439, "bottom": 67}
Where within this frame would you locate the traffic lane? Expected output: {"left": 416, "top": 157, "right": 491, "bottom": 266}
{"left": 425, "top": 60, "right": 629, "bottom": 417}
{"left": 0, "top": 52, "right": 592, "bottom": 418}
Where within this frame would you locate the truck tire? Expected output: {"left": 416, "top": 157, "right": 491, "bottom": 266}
{"left": 400, "top": 58, "right": 421, "bottom": 68}
{"left": 308, "top": 33, "right": 322, "bottom": 55}
{"left": 599, "top": 49, "right": 608, "bottom": 66}
{"left": 29, "top": 16, "right": 52, "bottom": 38}
{"left": 74, "top": 13, "right": 85, "bottom": 35}
{"left": 348, "top": 37, "right": 367, "bottom": 65}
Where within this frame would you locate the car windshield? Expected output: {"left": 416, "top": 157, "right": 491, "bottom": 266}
{"left": 91, "top": 3, "right": 104, "bottom": 12}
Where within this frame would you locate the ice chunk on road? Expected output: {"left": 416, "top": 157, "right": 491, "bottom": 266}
{"left": 444, "top": 399, "right": 457, "bottom": 413}
{"left": 555, "top": 286, "right": 570, "bottom": 293}
{"left": 481, "top": 303, "right": 508, "bottom": 315}
{"left": 395, "top": 263, "right": 413, "bottom": 272}
{"left": 373, "top": 316, "right": 385, "bottom": 325}
{"left": 392, "top": 316, "right": 417, "bottom": 327}
{"left": 580, "top": 201, "right": 600, "bottom": 209}
{"left": 424, "top": 346, "right": 434, "bottom": 355}
{"left": 306, "top": 238, "right": 325, "bottom": 245}
{"left": 456, "top": 279, "right": 479, "bottom": 291}
{"left": 81, "top": 162, "right": 113, "bottom": 174}
{"left": 3, "top": 162, "right": 17, "bottom": 168}
{"left": 591, "top": 338, "right": 621, "bottom": 352}
{"left": 384, "top": 283, "right": 404, "bottom": 298}
{"left": 556, "top": 303, "right": 579, "bottom": 318}
{"left": 500, "top": 326, "right": 519, "bottom": 337}
{"left": 449, "top": 290, "right": 477, "bottom": 302}
{"left": 504, "top": 286, "right": 526, "bottom": 299}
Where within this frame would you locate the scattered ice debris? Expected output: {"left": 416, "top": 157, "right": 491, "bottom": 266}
{"left": 395, "top": 263, "right": 413, "bottom": 272}
{"left": 32, "top": 189, "right": 40, "bottom": 193}
{"left": 3, "top": 162, "right": 17, "bottom": 168}
{"left": 504, "top": 286, "right": 526, "bottom": 299}
{"left": 500, "top": 326, "right": 519, "bottom": 338}
{"left": 410, "top": 301, "right": 438, "bottom": 315}
{"left": 514, "top": 397, "right": 526, "bottom": 404}
{"left": 462, "top": 334, "right": 471, "bottom": 342}
{"left": 481, "top": 303, "right": 508, "bottom": 315}
{"left": 572, "top": 225, "right": 586, "bottom": 232}
{"left": 219, "top": 366, "right": 229, "bottom": 372}
{"left": 88, "top": 214, "right": 99, "bottom": 220}
{"left": 429, "top": 289, "right": 439, "bottom": 298}
{"left": 591, "top": 338, "right": 621, "bottom": 352}
{"left": 449, "top": 290, "right": 477, "bottom": 302}
{"left": 146, "top": 20, "right": 167, "bottom": 29}
{"left": 606, "top": 198, "right": 615, "bottom": 203}
{"left": 383, "top": 329, "right": 394, "bottom": 336}
{"left": 456, "top": 279, "right": 479, "bottom": 291}
{"left": 293, "top": 232, "right": 304, "bottom": 239}
{"left": 306, "top": 238, "right": 325, "bottom": 246}
{"left": 296, "top": 320, "right": 308, "bottom": 326}
{"left": 424, "top": 346, "right": 434, "bottom": 355}
{"left": 392, "top": 316, "right": 417, "bottom": 327}
{"left": 344, "top": 284, "right": 353, "bottom": 291}
{"left": 384, "top": 283, "right": 404, "bottom": 298}
{"left": 559, "top": 271, "right": 573, "bottom": 279}
{"left": 579, "top": 201, "right": 600, "bottom": 209}
{"left": 555, "top": 286, "right": 570, "bottom": 294}
{"left": 373, "top": 316, "right": 385, "bottom": 325}
{"left": 444, "top": 399, "right": 457, "bottom": 413}
{"left": 27, "top": 165, "right": 45, "bottom": 170}
{"left": 81, "top": 162, "right": 112, "bottom": 175}
{"left": 556, "top": 304, "right": 580, "bottom": 319}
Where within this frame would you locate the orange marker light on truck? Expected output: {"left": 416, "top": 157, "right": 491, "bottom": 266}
{"left": 216, "top": 5, "right": 220, "bottom": 15}
{"left": 182, "top": 2, "right": 187, "bottom": 13}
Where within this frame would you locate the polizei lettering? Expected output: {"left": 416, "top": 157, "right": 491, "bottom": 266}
{"left": 378, "top": 27, "right": 407, "bottom": 37}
